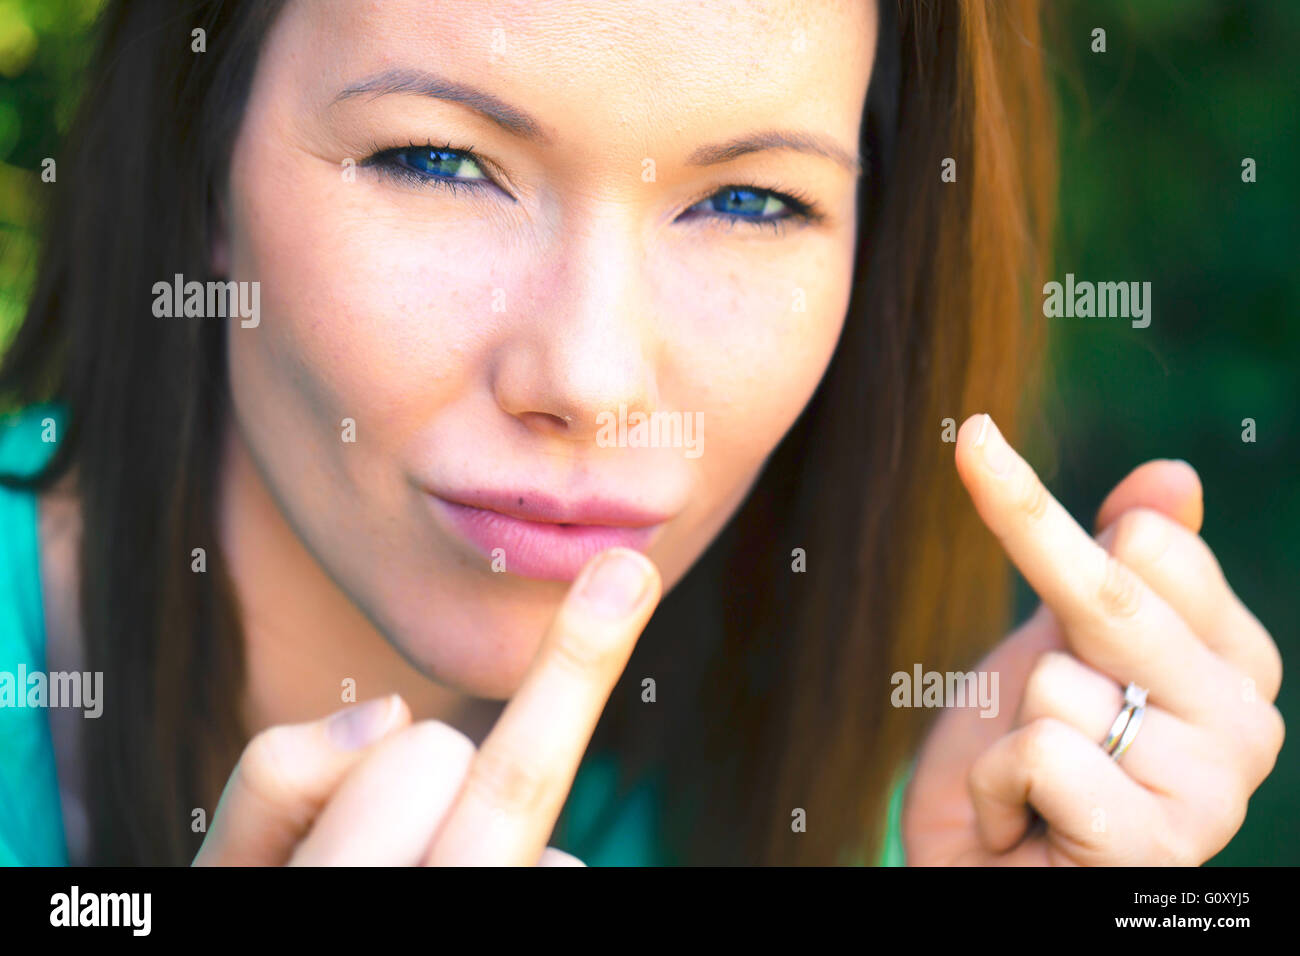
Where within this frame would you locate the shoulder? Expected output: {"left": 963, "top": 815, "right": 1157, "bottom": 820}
{"left": 0, "top": 403, "right": 65, "bottom": 477}
{"left": 0, "top": 401, "right": 66, "bottom": 650}
{"left": 0, "top": 400, "right": 72, "bottom": 866}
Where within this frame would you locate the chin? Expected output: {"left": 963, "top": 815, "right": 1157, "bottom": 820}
{"left": 380, "top": 572, "right": 568, "bottom": 699}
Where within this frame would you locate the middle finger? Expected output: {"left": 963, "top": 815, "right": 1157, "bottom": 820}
{"left": 426, "top": 548, "right": 661, "bottom": 865}
{"left": 955, "top": 414, "right": 1232, "bottom": 724}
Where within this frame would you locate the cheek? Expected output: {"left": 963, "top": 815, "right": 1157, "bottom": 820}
{"left": 225, "top": 153, "right": 525, "bottom": 436}
{"left": 654, "top": 238, "right": 853, "bottom": 466}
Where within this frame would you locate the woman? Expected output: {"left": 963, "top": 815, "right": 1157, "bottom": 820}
{"left": 0, "top": 0, "right": 1282, "bottom": 866}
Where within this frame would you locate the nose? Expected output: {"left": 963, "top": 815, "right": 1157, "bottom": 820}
{"left": 491, "top": 214, "right": 660, "bottom": 443}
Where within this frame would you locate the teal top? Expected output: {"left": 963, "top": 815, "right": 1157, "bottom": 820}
{"left": 0, "top": 402, "right": 908, "bottom": 866}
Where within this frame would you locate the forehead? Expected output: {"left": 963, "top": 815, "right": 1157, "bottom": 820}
{"left": 275, "top": 0, "right": 876, "bottom": 147}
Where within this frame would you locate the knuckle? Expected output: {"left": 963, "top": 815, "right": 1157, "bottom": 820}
{"left": 465, "top": 743, "right": 552, "bottom": 817}
{"left": 1191, "top": 532, "right": 1230, "bottom": 585}
{"left": 1259, "top": 635, "right": 1284, "bottom": 700}
{"left": 1266, "top": 703, "right": 1286, "bottom": 756}
{"left": 408, "top": 720, "right": 477, "bottom": 768}
{"left": 1096, "top": 554, "right": 1144, "bottom": 620}
{"left": 1151, "top": 814, "right": 1199, "bottom": 867}
{"left": 966, "top": 750, "right": 997, "bottom": 803}
{"left": 238, "top": 726, "right": 306, "bottom": 813}
{"left": 1022, "top": 652, "right": 1073, "bottom": 714}
{"left": 1244, "top": 702, "right": 1286, "bottom": 777}
{"left": 1010, "top": 465, "right": 1051, "bottom": 524}
{"left": 1018, "top": 717, "right": 1067, "bottom": 768}
{"left": 550, "top": 624, "right": 618, "bottom": 676}
{"left": 1112, "top": 509, "right": 1173, "bottom": 570}
{"left": 1199, "top": 771, "right": 1248, "bottom": 855}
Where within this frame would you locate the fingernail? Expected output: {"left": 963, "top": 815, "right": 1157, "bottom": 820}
{"left": 325, "top": 695, "right": 397, "bottom": 750}
{"left": 576, "top": 549, "right": 651, "bottom": 617}
{"left": 980, "top": 415, "right": 1014, "bottom": 477}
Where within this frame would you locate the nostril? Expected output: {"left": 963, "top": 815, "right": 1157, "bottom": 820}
{"left": 518, "top": 410, "right": 574, "bottom": 433}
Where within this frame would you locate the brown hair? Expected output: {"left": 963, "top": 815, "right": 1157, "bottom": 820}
{"left": 0, "top": 0, "right": 1055, "bottom": 865}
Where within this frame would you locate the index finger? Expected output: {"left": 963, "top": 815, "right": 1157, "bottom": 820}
{"left": 425, "top": 547, "right": 661, "bottom": 865}
{"left": 954, "top": 414, "right": 1229, "bottom": 723}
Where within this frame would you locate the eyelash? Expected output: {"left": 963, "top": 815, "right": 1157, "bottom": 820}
{"left": 361, "top": 140, "right": 502, "bottom": 197}
{"left": 678, "top": 181, "right": 822, "bottom": 235}
{"left": 359, "top": 141, "right": 824, "bottom": 232}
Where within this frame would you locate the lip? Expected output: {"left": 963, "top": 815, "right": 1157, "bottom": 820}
{"left": 426, "top": 489, "right": 669, "bottom": 581}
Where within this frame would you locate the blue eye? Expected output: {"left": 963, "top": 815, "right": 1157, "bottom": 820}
{"left": 363, "top": 144, "right": 498, "bottom": 194}
{"left": 699, "top": 187, "right": 790, "bottom": 219}
{"left": 391, "top": 147, "right": 488, "bottom": 181}
{"left": 681, "top": 184, "right": 815, "bottom": 230}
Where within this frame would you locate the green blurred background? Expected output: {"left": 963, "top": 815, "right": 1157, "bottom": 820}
{"left": 0, "top": 0, "right": 1294, "bottom": 863}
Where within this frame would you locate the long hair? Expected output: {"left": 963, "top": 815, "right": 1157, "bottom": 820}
{"left": 0, "top": 0, "right": 1056, "bottom": 865}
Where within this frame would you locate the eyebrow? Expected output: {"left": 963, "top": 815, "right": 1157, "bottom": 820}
{"left": 687, "top": 131, "right": 863, "bottom": 177}
{"left": 333, "top": 68, "right": 861, "bottom": 176}
{"left": 332, "top": 68, "right": 549, "bottom": 141}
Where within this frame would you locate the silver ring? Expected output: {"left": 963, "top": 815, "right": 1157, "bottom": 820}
{"left": 1101, "top": 704, "right": 1133, "bottom": 754}
{"left": 1101, "top": 682, "right": 1148, "bottom": 760}
{"left": 1111, "top": 701, "right": 1146, "bottom": 761}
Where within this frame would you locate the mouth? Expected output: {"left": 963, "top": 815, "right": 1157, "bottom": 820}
{"left": 425, "top": 488, "right": 669, "bottom": 581}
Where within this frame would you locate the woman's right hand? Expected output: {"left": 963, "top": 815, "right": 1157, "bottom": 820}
{"left": 192, "top": 547, "right": 661, "bottom": 866}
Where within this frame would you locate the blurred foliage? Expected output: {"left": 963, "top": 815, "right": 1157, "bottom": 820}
{"left": 0, "top": 0, "right": 104, "bottom": 341}
{"left": 0, "top": 0, "right": 1294, "bottom": 863}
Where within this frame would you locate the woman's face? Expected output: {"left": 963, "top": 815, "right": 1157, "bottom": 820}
{"left": 220, "top": 0, "right": 876, "bottom": 697}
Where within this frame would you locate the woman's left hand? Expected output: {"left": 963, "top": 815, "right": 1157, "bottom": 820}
{"left": 904, "top": 414, "right": 1284, "bottom": 865}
